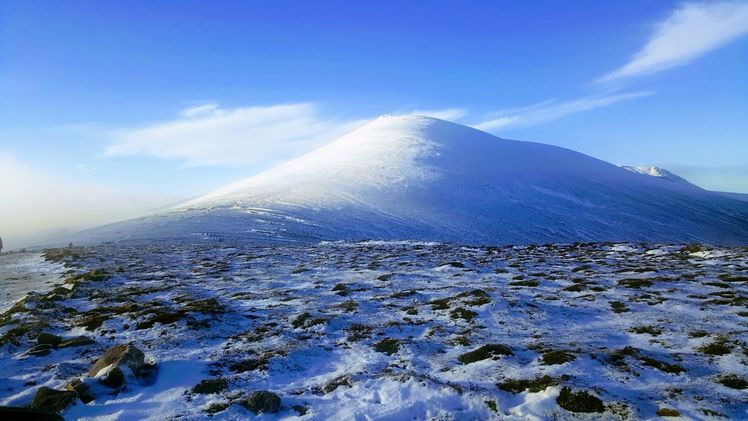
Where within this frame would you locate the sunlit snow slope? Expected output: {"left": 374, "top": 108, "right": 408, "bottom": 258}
{"left": 74, "top": 115, "right": 748, "bottom": 245}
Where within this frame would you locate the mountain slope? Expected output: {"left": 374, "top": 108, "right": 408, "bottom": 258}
{"left": 72, "top": 115, "right": 748, "bottom": 245}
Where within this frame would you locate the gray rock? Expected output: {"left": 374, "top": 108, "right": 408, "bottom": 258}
{"left": 30, "top": 387, "right": 76, "bottom": 414}
{"left": 88, "top": 344, "right": 146, "bottom": 377}
{"left": 243, "top": 390, "right": 281, "bottom": 414}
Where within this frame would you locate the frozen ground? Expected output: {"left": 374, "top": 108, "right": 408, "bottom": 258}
{"left": 0, "top": 241, "right": 746, "bottom": 420}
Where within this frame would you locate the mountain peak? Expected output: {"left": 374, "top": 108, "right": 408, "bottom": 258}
{"left": 75, "top": 116, "right": 748, "bottom": 246}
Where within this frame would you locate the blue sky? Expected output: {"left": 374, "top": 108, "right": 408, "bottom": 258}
{"left": 1, "top": 0, "right": 747, "bottom": 246}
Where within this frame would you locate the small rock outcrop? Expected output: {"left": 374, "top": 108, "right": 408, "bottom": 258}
{"left": 72, "top": 344, "right": 156, "bottom": 398}
{"left": 88, "top": 344, "right": 147, "bottom": 378}
{"left": 243, "top": 390, "right": 281, "bottom": 414}
{"left": 30, "top": 387, "right": 76, "bottom": 414}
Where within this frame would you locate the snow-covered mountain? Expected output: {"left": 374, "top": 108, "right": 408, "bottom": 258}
{"left": 72, "top": 115, "right": 748, "bottom": 245}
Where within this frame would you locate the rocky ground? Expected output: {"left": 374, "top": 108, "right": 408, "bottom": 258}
{"left": 0, "top": 241, "right": 746, "bottom": 420}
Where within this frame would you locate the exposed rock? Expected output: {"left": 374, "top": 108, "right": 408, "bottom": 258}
{"left": 99, "top": 367, "right": 126, "bottom": 388}
{"left": 88, "top": 344, "right": 146, "bottom": 377}
{"left": 30, "top": 387, "right": 76, "bottom": 414}
{"left": 36, "top": 333, "right": 62, "bottom": 347}
{"left": 58, "top": 336, "right": 94, "bottom": 348}
{"left": 0, "top": 406, "right": 64, "bottom": 421}
{"left": 26, "top": 344, "right": 54, "bottom": 357}
{"left": 66, "top": 379, "right": 94, "bottom": 404}
{"left": 243, "top": 390, "right": 281, "bottom": 414}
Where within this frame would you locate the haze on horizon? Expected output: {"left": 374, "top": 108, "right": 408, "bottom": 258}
{"left": 1, "top": 0, "right": 747, "bottom": 249}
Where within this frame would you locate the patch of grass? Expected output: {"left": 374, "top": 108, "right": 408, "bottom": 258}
{"left": 458, "top": 344, "right": 513, "bottom": 364}
{"left": 229, "top": 357, "right": 268, "bottom": 373}
{"left": 77, "top": 313, "right": 111, "bottom": 331}
{"left": 291, "top": 312, "right": 326, "bottom": 329}
{"left": 193, "top": 378, "right": 228, "bottom": 394}
{"left": 617, "top": 278, "right": 653, "bottom": 288}
{"left": 698, "top": 337, "right": 732, "bottom": 356}
{"left": 374, "top": 338, "right": 399, "bottom": 355}
{"left": 680, "top": 244, "right": 702, "bottom": 254}
{"left": 429, "top": 298, "right": 451, "bottom": 311}
{"left": 498, "top": 375, "right": 556, "bottom": 393}
{"left": 458, "top": 289, "right": 491, "bottom": 306}
{"left": 556, "top": 387, "right": 604, "bottom": 413}
{"left": 639, "top": 356, "right": 685, "bottom": 374}
{"left": 688, "top": 330, "right": 709, "bottom": 338}
{"left": 332, "top": 283, "right": 349, "bottom": 296}
{"left": 510, "top": 280, "right": 539, "bottom": 287}
{"left": 390, "top": 290, "right": 417, "bottom": 299}
{"left": 628, "top": 325, "right": 662, "bottom": 336}
{"left": 540, "top": 350, "right": 576, "bottom": 365}
{"left": 346, "top": 323, "right": 373, "bottom": 342}
{"left": 657, "top": 408, "right": 680, "bottom": 417}
{"left": 443, "top": 261, "right": 465, "bottom": 268}
{"left": 610, "top": 301, "right": 630, "bottom": 313}
{"left": 337, "top": 300, "right": 358, "bottom": 313}
{"left": 136, "top": 310, "right": 187, "bottom": 330}
{"left": 718, "top": 274, "right": 748, "bottom": 283}
{"left": 564, "top": 284, "right": 585, "bottom": 292}
{"left": 716, "top": 374, "right": 747, "bottom": 389}
{"left": 183, "top": 298, "right": 225, "bottom": 314}
{"left": 450, "top": 307, "right": 477, "bottom": 322}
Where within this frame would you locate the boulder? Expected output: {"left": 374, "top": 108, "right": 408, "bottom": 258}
{"left": 36, "top": 333, "right": 62, "bottom": 347}
{"left": 243, "top": 390, "right": 281, "bottom": 414}
{"left": 0, "top": 406, "right": 64, "bottom": 421}
{"left": 88, "top": 344, "right": 146, "bottom": 377}
{"left": 30, "top": 387, "right": 76, "bottom": 414}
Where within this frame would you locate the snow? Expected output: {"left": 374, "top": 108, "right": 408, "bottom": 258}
{"left": 65, "top": 115, "right": 748, "bottom": 247}
{"left": 1, "top": 240, "right": 746, "bottom": 419}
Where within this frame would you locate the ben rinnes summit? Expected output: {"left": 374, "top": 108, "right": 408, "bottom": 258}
{"left": 73, "top": 115, "right": 748, "bottom": 245}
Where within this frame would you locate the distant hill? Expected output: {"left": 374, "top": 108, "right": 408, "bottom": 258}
{"left": 70, "top": 115, "right": 748, "bottom": 245}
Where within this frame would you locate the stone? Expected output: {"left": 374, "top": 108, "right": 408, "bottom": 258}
{"left": 26, "top": 344, "right": 54, "bottom": 357}
{"left": 243, "top": 390, "right": 281, "bottom": 414}
{"left": 30, "top": 387, "right": 76, "bottom": 414}
{"left": 99, "top": 367, "right": 126, "bottom": 389}
{"left": 36, "top": 333, "right": 62, "bottom": 347}
{"left": 0, "top": 406, "right": 64, "bottom": 421}
{"left": 88, "top": 344, "right": 146, "bottom": 377}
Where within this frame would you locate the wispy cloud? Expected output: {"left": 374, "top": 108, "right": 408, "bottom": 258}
{"left": 472, "top": 91, "right": 652, "bottom": 131}
{"left": 599, "top": 1, "right": 748, "bottom": 82}
{"left": 403, "top": 108, "right": 467, "bottom": 121}
{"left": 105, "top": 103, "right": 366, "bottom": 167}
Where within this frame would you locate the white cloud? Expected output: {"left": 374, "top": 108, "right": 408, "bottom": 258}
{"left": 404, "top": 108, "right": 468, "bottom": 121}
{"left": 105, "top": 103, "right": 366, "bottom": 167}
{"left": 472, "top": 91, "right": 652, "bottom": 131}
{"left": 600, "top": 1, "right": 748, "bottom": 82}
{"left": 0, "top": 152, "right": 171, "bottom": 249}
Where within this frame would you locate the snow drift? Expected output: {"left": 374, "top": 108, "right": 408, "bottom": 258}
{"left": 72, "top": 115, "right": 748, "bottom": 245}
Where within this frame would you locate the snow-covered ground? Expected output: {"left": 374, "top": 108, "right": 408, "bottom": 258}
{"left": 1, "top": 241, "right": 746, "bottom": 419}
{"left": 0, "top": 252, "right": 63, "bottom": 311}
